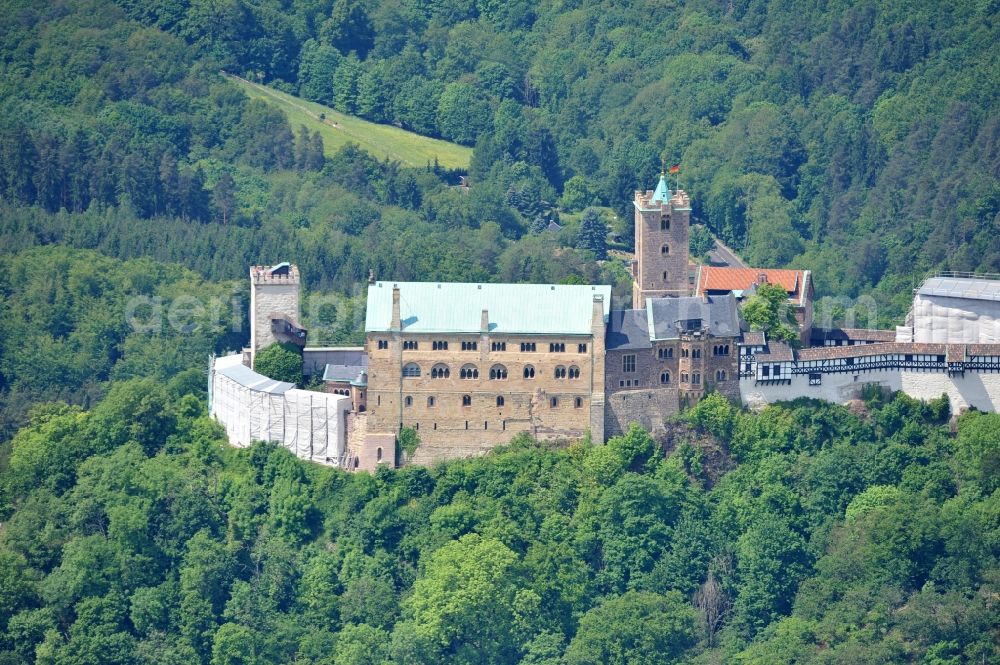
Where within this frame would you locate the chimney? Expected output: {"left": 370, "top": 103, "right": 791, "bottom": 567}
{"left": 757, "top": 273, "right": 768, "bottom": 285}
{"left": 368, "top": 268, "right": 375, "bottom": 285}
{"left": 391, "top": 285, "right": 401, "bottom": 330}
{"left": 481, "top": 309, "right": 489, "bottom": 333}
{"left": 591, "top": 294, "right": 606, "bottom": 335}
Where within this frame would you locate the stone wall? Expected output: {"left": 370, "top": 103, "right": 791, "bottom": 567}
{"left": 250, "top": 280, "right": 299, "bottom": 358}
{"left": 365, "top": 331, "right": 600, "bottom": 462}
{"left": 605, "top": 388, "right": 680, "bottom": 438}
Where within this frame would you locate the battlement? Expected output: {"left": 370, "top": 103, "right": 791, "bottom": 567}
{"left": 634, "top": 187, "right": 691, "bottom": 210}
{"left": 251, "top": 262, "right": 300, "bottom": 285}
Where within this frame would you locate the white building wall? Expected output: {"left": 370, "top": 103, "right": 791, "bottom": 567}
{"left": 740, "top": 370, "right": 1000, "bottom": 412}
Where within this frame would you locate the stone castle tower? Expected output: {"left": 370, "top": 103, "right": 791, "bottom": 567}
{"left": 249, "top": 263, "right": 305, "bottom": 363}
{"left": 632, "top": 174, "right": 692, "bottom": 308}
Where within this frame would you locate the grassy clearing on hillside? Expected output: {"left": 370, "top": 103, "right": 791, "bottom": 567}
{"left": 228, "top": 75, "right": 472, "bottom": 170}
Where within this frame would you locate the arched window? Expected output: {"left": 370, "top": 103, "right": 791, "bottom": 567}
{"left": 402, "top": 363, "right": 421, "bottom": 377}
{"left": 550, "top": 397, "right": 558, "bottom": 408}
{"left": 716, "top": 369, "right": 727, "bottom": 381}
{"left": 489, "top": 364, "right": 508, "bottom": 380}
{"left": 574, "top": 397, "right": 583, "bottom": 408}
{"left": 431, "top": 364, "right": 450, "bottom": 379}
{"left": 376, "top": 447, "right": 383, "bottom": 462}
{"left": 523, "top": 365, "right": 535, "bottom": 379}
{"left": 660, "top": 372, "right": 670, "bottom": 384}
{"left": 460, "top": 364, "right": 479, "bottom": 379}
{"left": 404, "top": 396, "right": 412, "bottom": 407}
{"left": 568, "top": 365, "right": 580, "bottom": 379}
{"left": 427, "top": 396, "right": 435, "bottom": 407}
{"left": 660, "top": 216, "right": 670, "bottom": 230}
{"left": 496, "top": 395, "right": 505, "bottom": 407}
{"left": 661, "top": 244, "right": 669, "bottom": 254}
{"left": 554, "top": 365, "right": 566, "bottom": 379}
{"left": 462, "top": 395, "right": 472, "bottom": 406}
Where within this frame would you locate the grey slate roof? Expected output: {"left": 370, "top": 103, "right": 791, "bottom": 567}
{"left": 365, "top": 281, "right": 611, "bottom": 335}
{"left": 918, "top": 276, "right": 1000, "bottom": 302}
{"left": 322, "top": 364, "right": 368, "bottom": 385}
{"left": 607, "top": 309, "right": 651, "bottom": 350}
{"left": 646, "top": 294, "right": 741, "bottom": 340}
{"left": 217, "top": 359, "right": 295, "bottom": 394}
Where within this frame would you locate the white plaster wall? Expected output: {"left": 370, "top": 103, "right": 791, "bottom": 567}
{"left": 900, "top": 371, "right": 1000, "bottom": 412}
{"left": 740, "top": 372, "right": 900, "bottom": 409}
{"left": 741, "top": 370, "right": 1000, "bottom": 413}
{"left": 250, "top": 283, "right": 300, "bottom": 355}
{"left": 913, "top": 294, "right": 1000, "bottom": 344}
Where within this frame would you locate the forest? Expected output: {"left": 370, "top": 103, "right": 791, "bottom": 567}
{"left": 1, "top": 0, "right": 999, "bottom": 662}
{"left": 1, "top": 0, "right": 997, "bottom": 318}
{"left": 1, "top": 374, "right": 998, "bottom": 664}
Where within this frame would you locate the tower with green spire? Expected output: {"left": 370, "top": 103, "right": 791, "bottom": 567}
{"left": 631, "top": 172, "right": 692, "bottom": 307}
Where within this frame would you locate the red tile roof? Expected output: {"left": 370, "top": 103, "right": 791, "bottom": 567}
{"left": 695, "top": 267, "right": 809, "bottom": 302}
{"left": 758, "top": 341, "right": 795, "bottom": 362}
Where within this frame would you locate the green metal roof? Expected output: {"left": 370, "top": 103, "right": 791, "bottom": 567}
{"left": 651, "top": 174, "right": 670, "bottom": 204}
{"left": 365, "top": 281, "right": 611, "bottom": 335}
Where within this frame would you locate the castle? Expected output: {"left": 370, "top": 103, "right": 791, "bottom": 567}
{"left": 209, "top": 175, "right": 1000, "bottom": 470}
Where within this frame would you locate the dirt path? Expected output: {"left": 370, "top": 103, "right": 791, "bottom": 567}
{"left": 224, "top": 72, "right": 342, "bottom": 131}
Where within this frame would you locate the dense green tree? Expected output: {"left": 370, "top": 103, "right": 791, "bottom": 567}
{"left": 437, "top": 83, "right": 494, "bottom": 146}
{"left": 393, "top": 534, "right": 529, "bottom": 664}
{"left": 564, "top": 591, "right": 698, "bottom": 665}
{"left": 740, "top": 282, "right": 799, "bottom": 344}
{"left": 253, "top": 343, "right": 304, "bottom": 386}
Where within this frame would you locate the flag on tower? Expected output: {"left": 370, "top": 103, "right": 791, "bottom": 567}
{"left": 668, "top": 164, "right": 680, "bottom": 174}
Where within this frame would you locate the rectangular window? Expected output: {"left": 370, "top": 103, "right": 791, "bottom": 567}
{"left": 622, "top": 354, "right": 636, "bottom": 373}
{"left": 432, "top": 340, "right": 448, "bottom": 350}
{"left": 693, "top": 373, "right": 701, "bottom": 385}
{"left": 809, "top": 373, "right": 822, "bottom": 386}
{"left": 491, "top": 341, "right": 506, "bottom": 352}
{"left": 520, "top": 342, "right": 536, "bottom": 352}
{"left": 762, "top": 365, "right": 770, "bottom": 377}
{"left": 377, "top": 340, "right": 388, "bottom": 350}
{"left": 461, "top": 341, "right": 478, "bottom": 351}
{"left": 549, "top": 342, "right": 566, "bottom": 353}
{"left": 773, "top": 364, "right": 781, "bottom": 376}
{"left": 578, "top": 343, "right": 588, "bottom": 353}
{"left": 403, "top": 340, "right": 418, "bottom": 350}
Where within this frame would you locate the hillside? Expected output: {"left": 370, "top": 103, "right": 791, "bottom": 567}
{"left": 1, "top": 381, "right": 997, "bottom": 664}
{"left": 229, "top": 75, "right": 472, "bottom": 170}
{"left": 0, "top": 3, "right": 999, "bottom": 663}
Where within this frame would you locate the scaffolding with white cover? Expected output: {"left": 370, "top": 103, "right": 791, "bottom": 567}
{"left": 210, "top": 354, "right": 351, "bottom": 465}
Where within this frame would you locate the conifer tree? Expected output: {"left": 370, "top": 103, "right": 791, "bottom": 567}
{"left": 576, "top": 207, "right": 608, "bottom": 260}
